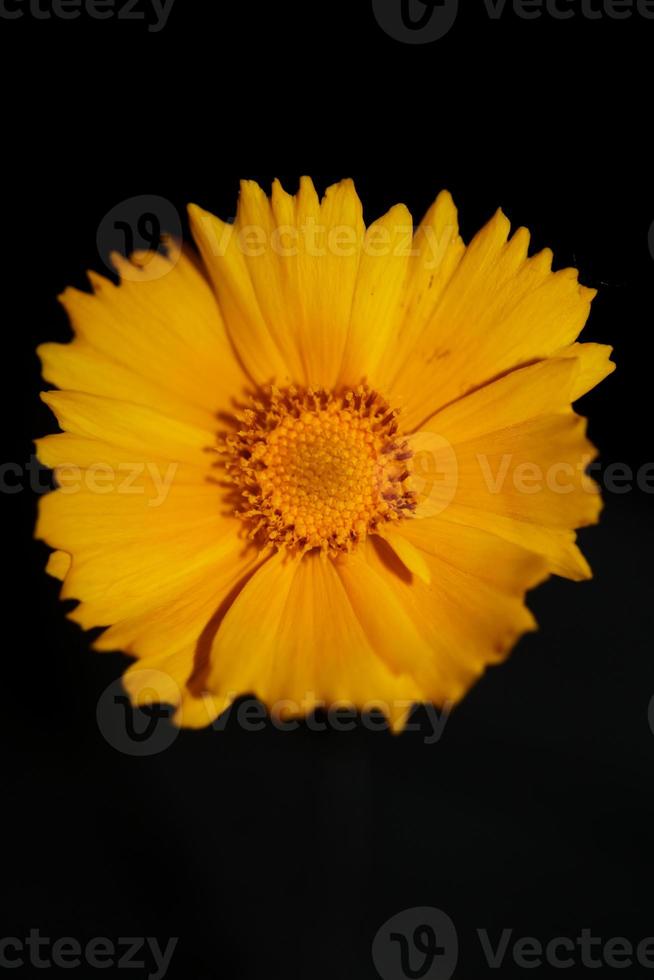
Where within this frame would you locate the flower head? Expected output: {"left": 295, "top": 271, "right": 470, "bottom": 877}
{"left": 36, "top": 178, "right": 615, "bottom": 731}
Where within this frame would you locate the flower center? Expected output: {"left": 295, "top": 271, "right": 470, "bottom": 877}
{"left": 220, "top": 386, "right": 416, "bottom": 556}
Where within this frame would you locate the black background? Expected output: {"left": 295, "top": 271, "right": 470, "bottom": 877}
{"left": 2, "top": 1, "right": 654, "bottom": 978}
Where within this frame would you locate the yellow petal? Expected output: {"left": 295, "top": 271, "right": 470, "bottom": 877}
{"left": 413, "top": 357, "right": 580, "bottom": 446}
{"left": 35, "top": 432, "right": 206, "bottom": 487}
{"left": 40, "top": 391, "right": 215, "bottom": 466}
{"left": 340, "top": 535, "right": 542, "bottom": 705}
{"left": 66, "top": 534, "right": 241, "bottom": 629}
{"left": 174, "top": 688, "right": 233, "bottom": 729}
{"left": 553, "top": 342, "right": 616, "bottom": 400}
{"left": 205, "top": 550, "right": 423, "bottom": 720}
{"left": 376, "top": 190, "right": 465, "bottom": 388}
{"left": 379, "top": 528, "right": 431, "bottom": 584}
{"left": 423, "top": 506, "right": 592, "bottom": 581}
{"left": 390, "top": 518, "right": 549, "bottom": 594}
{"left": 38, "top": 340, "right": 217, "bottom": 430}
{"left": 407, "top": 358, "right": 603, "bottom": 580}
{"left": 121, "top": 652, "right": 233, "bottom": 729}
{"left": 36, "top": 477, "right": 237, "bottom": 627}
{"left": 45, "top": 550, "right": 71, "bottom": 581}
{"left": 304, "top": 179, "right": 365, "bottom": 387}
{"left": 335, "top": 545, "right": 453, "bottom": 699}
{"left": 442, "top": 416, "right": 599, "bottom": 529}
{"left": 188, "top": 201, "right": 293, "bottom": 386}
{"left": 92, "top": 530, "right": 262, "bottom": 658}
{"left": 51, "top": 245, "right": 247, "bottom": 418}
{"left": 231, "top": 179, "right": 307, "bottom": 381}
{"left": 338, "top": 203, "right": 413, "bottom": 388}
{"left": 190, "top": 177, "right": 366, "bottom": 388}
{"left": 122, "top": 658, "right": 186, "bottom": 709}
{"left": 389, "top": 207, "right": 596, "bottom": 429}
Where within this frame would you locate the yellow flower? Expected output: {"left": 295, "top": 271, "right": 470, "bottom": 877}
{"left": 36, "top": 178, "right": 615, "bottom": 731}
